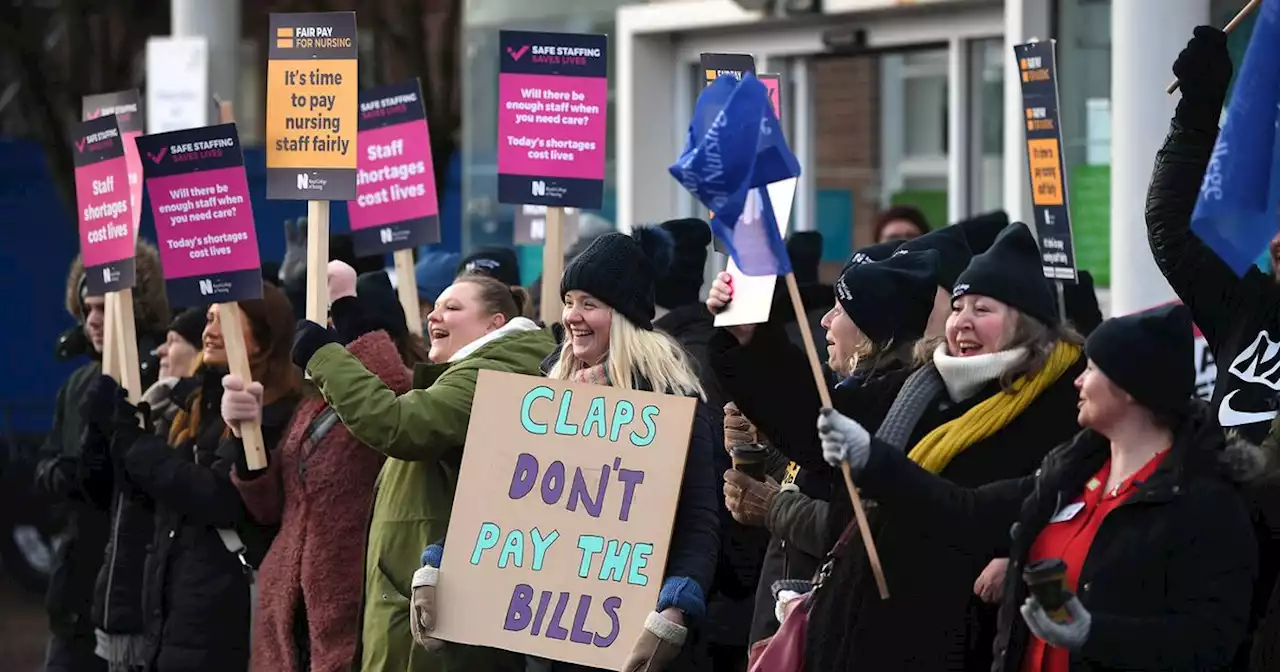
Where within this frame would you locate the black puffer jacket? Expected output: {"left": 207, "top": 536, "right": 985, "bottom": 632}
{"left": 122, "top": 370, "right": 296, "bottom": 671}
{"left": 803, "top": 352, "right": 1084, "bottom": 672}
{"left": 37, "top": 332, "right": 164, "bottom": 637}
{"left": 1146, "top": 110, "right": 1280, "bottom": 670}
{"left": 857, "top": 403, "right": 1261, "bottom": 671}
{"left": 81, "top": 377, "right": 201, "bottom": 638}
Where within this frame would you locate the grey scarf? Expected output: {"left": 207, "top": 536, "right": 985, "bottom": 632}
{"left": 875, "top": 363, "right": 946, "bottom": 451}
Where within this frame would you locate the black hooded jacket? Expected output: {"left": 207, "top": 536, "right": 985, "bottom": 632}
{"left": 856, "top": 403, "right": 1261, "bottom": 671}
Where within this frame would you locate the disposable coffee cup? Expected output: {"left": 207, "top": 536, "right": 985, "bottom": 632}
{"left": 1022, "top": 558, "right": 1071, "bottom": 624}
{"left": 731, "top": 444, "right": 768, "bottom": 482}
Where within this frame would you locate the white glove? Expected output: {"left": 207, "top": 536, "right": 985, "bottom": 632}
{"left": 220, "top": 375, "right": 263, "bottom": 438}
{"left": 816, "top": 408, "right": 871, "bottom": 471}
{"left": 1021, "top": 595, "right": 1091, "bottom": 651}
{"left": 411, "top": 564, "right": 446, "bottom": 653}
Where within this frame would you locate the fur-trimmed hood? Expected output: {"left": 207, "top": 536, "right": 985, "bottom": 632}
{"left": 65, "top": 238, "right": 171, "bottom": 336}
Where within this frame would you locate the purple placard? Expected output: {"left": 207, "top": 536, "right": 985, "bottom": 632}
{"left": 136, "top": 123, "right": 263, "bottom": 307}
{"left": 347, "top": 80, "right": 440, "bottom": 255}
{"left": 73, "top": 115, "right": 137, "bottom": 295}
{"left": 497, "top": 30, "right": 608, "bottom": 210}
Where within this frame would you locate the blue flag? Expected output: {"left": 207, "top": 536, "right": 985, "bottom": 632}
{"left": 1191, "top": 1, "right": 1280, "bottom": 277}
{"left": 670, "top": 74, "right": 801, "bottom": 276}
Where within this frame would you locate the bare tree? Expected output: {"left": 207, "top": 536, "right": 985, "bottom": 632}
{"left": 0, "top": 0, "right": 166, "bottom": 215}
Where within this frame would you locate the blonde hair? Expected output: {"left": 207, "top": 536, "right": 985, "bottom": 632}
{"left": 913, "top": 307, "right": 1083, "bottom": 392}
{"left": 548, "top": 309, "right": 705, "bottom": 399}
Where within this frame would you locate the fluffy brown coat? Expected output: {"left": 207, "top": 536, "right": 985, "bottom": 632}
{"left": 233, "top": 330, "right": 411, "bottom": 672}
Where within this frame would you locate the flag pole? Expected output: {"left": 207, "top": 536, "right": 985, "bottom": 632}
{"left": 783, "top": 271, "right": 890, "bottom": 600}
{"left": 1166, "top": 0, "right": 1260, "bottom": 94}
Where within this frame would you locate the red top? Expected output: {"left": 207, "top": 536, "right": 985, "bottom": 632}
{"left": 1020, "top": 450, "right": 1168, "bottom": 672}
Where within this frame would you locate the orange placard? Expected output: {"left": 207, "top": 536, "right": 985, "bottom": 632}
{"left": 1026, "top": 138, "right": 1064, "bottom": 207}
{"left": 265, "top": 12, "right": 358, "bottom": 200}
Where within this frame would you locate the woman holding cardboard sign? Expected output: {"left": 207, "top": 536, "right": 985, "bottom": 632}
{"left": 79, "top": 282, "right": 301, "bottom": 671}
{"left": 412, "top": 228, "right": 722, "bottom": 672}
{"left": 289, "top": 272, "right": 553, "bottom": 672}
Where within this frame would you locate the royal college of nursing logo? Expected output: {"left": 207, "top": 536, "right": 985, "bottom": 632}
{"left": 296, "top": 172, "right": 328, "bottom": 192}
{"left": 199, "top": 278, "right": 214, "bottom": 296}
{"left": 531, "top": 180, "right": 546, "bottom": 197}
{"left": 379, "top": 227, "right": 394, "bottom": 245}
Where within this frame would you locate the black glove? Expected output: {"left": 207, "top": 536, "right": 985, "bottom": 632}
{"left": 1173, "top": 26, "right": 1233, "bottom": 126}
{"left": 81, "top": 374, "right": 126, "bottom": 434}
{"left": 292, "top": 319, "right": 341, "bottom": 369}
{"left": 330, "top": 296, "right": 382, "bottom": 345}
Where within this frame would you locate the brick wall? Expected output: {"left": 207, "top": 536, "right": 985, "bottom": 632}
{"left": 812, "top": 55, "right": 880, "bottom": 281}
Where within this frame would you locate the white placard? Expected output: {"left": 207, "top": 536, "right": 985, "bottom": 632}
{"left": 146, "top": 36, "right": 209, "bottom": 134}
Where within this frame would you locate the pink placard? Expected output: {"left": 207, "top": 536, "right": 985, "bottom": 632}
{"left": 497, "top": 73, "right": 608, "bottom": 181}
{"left": 123, "top": 130, "right": 144, "bottom": 231}
{"left": 349, "top": 120, "right": 439, "bottom": 229}
{"left": 76, "top": 156, "right": 135, "bottom": 269}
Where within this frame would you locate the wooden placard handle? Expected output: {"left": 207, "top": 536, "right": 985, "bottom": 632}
{"left": 784, "top": 272, "right": 890, "bottom": 600}
{"left": 540, "top": 207, "right": 566, "bottom": 327}
{"left": 218, "top": 302, "right": 267, "bottom": 469}
{"left": 394, "top": 249, "right": 423, "bottom": 337}
{"left": 1166, "top": 0, "right": 1260, "bottom": 94}
{"left": 306, "top": 200, "right": 331, "bottom": 324}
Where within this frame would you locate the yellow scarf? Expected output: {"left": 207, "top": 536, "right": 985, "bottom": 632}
{"left": 907, "top": 341, "right": 1080, "bottom": 474}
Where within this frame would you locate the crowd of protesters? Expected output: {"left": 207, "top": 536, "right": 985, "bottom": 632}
{"left": 28, "top": 26, "right": 1280, "bottom": 672}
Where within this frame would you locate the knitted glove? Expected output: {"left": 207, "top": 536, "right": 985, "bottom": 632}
{"left": 220, "top": 375, "right": 263, "bottom": 439}
{"left": 621, "top": 610, "right": 687, "bottom": 672}
{"left": 722, "top": 469, "right": 779, "bottom": 527}
{"left": 723, "top": 402, "right": 758, "bottom": 453}
{"left": 411, "top": 542, "right": 447, "bottom": 653}
{"left": 329, "top": 296, "right": 382, "bottom": 345}
{"left": 1021, "top": 595, "right": 1091, "bottom": 651}
{"left": 816, "top": 408, "right": 871, "bottom": 471}
{"left": 291, "top": 320, "right": 340, "bottom": 370}
{"left": 1172, "top": 26, "right": 1233, "bottom": 126}
{"left": 81, "top": 374, "right": 126, "bottom": 434}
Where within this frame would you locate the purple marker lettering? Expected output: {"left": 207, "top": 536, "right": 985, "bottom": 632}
{"left": 547, "top": 592, "right": 571, "bottom": 640}
{"left": 570, "top": 595, "right": 595, "bottom": 644}
{"left": 593, "top": 597, "right": 623, "bottom": 647}
{"left": 503, "top": 584, "right": 535, "bottom": 632}
{"left": 616, "top": 464, "right": 646, "bottom": 522}
{"left": 531, "top": 590, "right": 554, "bottom": 636}
{"left": 542, "top": 460, "right": 566, "bottom": 506}
{"left": 509, "top": 453, "right": 539, "bottom": 500}
{"left": 567, "top": 460, "right": 609, "bottom": 518}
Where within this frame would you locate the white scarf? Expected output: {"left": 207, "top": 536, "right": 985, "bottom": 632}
{"left": 447, "top": 316, "right": 541, "bottom": 363}
{"left": 932, "top": 343, "right": 1027, "bottom": 402}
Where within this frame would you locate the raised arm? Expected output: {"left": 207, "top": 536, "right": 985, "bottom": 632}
{"left": 307, "top": 341, "right": 476, "bottom": 462}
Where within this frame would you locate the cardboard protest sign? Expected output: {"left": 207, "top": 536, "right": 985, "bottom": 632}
{"left": 498, "top": 30, "right": 608, "bottom": 210}
{"left": 146, "top": 37, "right": 210, "bottom": 134}
{"left": 135, "top": 123, "right": 262, "bottom": 307}
{"left": 432, "top": 370, "right": 697, "bottom": 670}
{"left": 266, "top": 11, "right": 358, "bottom": 200}
{"left": 83, "top": 90, "right": 145, "bottom": 234}
{"left": 515, "top": 205, "right": 580, "bottom": 245}
{"left": 73, "top": 116, "right": 137, "bottom": 295}
{"left": 1015, "top": 40, "right": 1078, "bottom": 283}
{"left": 347, "top": 79, "right": 440, "bottom": 255}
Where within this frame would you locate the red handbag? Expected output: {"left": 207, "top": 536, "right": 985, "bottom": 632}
{"left": 745, "top": 521, "right": 860, "bottom": 672}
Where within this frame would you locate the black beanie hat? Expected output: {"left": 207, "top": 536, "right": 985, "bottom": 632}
{"left": 561, "top": 228, "right": 672, "bottom": 330}
{"left": 955, "top": 210, "right": 1009, "bottom": 255}
{"left": 458, "top": 247, "right": 522, "bottom": 288}
{"left": 655, "top": 218, "right": 711, "bottom": 309}
{"left": 168, "top": 306, "right": 207, "bottom": 349}
{"left": 953, "top": 222, "right": 1058, "bottom": 326}
{"left": 842, "top": 240, "right": 902, "bottom": 274}
{"left": 356, "top": 271, "right": 409, "bottom": 339}
{"left": 787, "top": 231, "right": 824, "bottom": 285}
{"left": 835, "top": 249, "right": 940, "bottom": 346}
{"left": 1085, "top": 303, "right": 1195, "bottom": 412}
{"left": 895, "top": 224, "right": 972, "bottom": 291}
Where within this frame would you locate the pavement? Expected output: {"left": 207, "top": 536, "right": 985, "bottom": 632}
{"left": 0, "top": 573, "right": 48, "bottom": 672}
